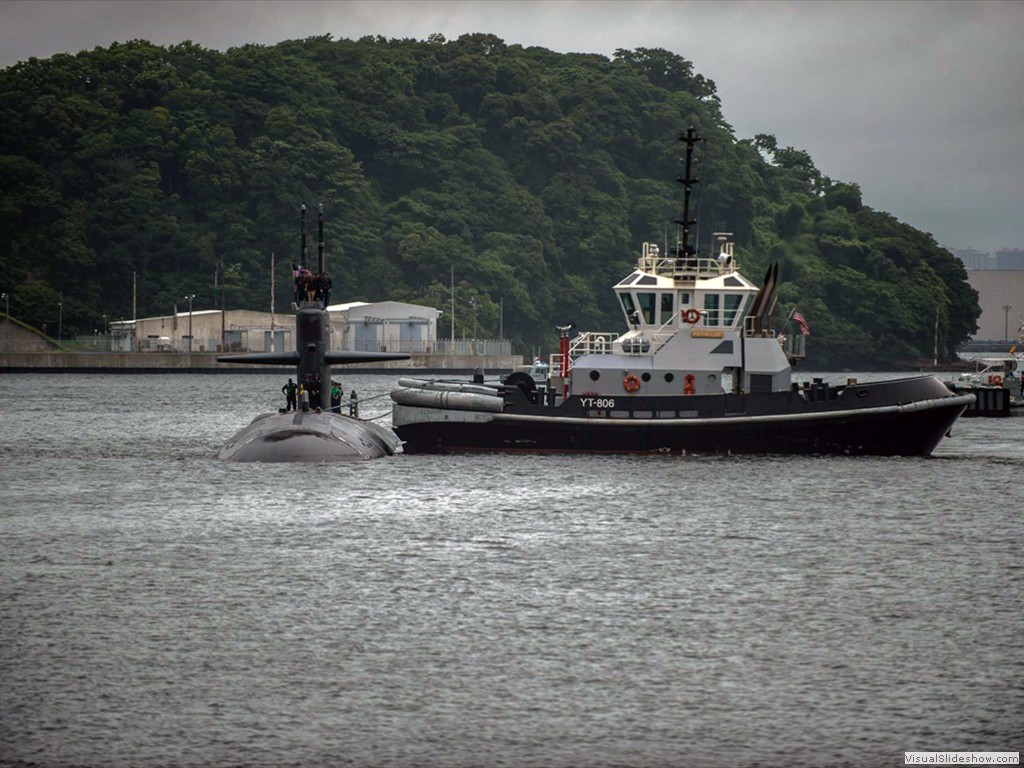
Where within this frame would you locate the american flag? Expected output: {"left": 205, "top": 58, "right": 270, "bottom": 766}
{"left": 792, "top": 309, "right": 810, "bottom": 336}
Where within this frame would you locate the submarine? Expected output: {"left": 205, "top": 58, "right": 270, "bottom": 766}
{"left": 217, "top": 204, "right": 410, "bottom": 462}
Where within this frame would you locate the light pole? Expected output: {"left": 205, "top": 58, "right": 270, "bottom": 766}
{"left": 184, "top": 294, "right": 195, "bottom": 354}
{"left": 1002, "top": 304, "right": 1013, "bottom": 341}
{"left": 58, "top": 293, "right": 63, "bottom": 343}
{"left": 2, "top": 292, "right": 8, "bottom": 352}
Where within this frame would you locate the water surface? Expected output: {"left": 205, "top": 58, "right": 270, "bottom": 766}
{"left": 1, "top": 373, "right": 1021, "bottom": 767}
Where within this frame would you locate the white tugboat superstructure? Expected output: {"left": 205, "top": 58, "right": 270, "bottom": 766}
{"left": 557, "top": 237, "right": 792, "bottom": 402}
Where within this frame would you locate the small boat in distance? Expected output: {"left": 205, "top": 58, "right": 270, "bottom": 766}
{"left": 391, "top": 127, "right": 974, "bottom": 456}
{"left": 949, "top": 355, "right": 1019, "bottom": 390}
{"left": 945, "top": 353, "right": 1021, "bottom": 417}
{"left": 218, "top": 205, "right": 410, "bottom": 461}
{"left": 507, "top": 358, "right": 549, "bottom": 384}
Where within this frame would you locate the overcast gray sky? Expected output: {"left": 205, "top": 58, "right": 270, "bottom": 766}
{"left": 2, "top": 0, "right": 1021, "bottom": 254}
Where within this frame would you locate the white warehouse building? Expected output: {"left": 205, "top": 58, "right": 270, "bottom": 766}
{"left": 110, "top": 300, "right": 444, "bottom": 355}
{"left": 327, "top": 301, "right": 442, "bottom": 354}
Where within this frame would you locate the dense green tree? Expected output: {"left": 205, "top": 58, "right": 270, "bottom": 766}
{"left": 0, "top": 35, "right": 978, "bottom": 365}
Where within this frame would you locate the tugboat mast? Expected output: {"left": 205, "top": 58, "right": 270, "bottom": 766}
{"left": 674, "top": 126, "right": 703, "bottom": 259}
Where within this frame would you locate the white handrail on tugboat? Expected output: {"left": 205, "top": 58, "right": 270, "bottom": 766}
{"left": 637, "top": 241, "right": 737, "bottom": 278}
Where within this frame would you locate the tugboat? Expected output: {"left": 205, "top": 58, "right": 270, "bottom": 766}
{"left": 218, "top": 205, "right": 410, "bottom": 461}
{"left": 390, "top": 128, "right": 974, "bottom": 456}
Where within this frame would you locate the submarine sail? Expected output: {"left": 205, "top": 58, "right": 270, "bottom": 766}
{"left": 218, "top": 204, "right": 410, "bottom": 462}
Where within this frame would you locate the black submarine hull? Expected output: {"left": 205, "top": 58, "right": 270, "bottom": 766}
{"left": 220, "top": 410, "right": 400, "bottom": 462}
{"left": 392, "top": 376, "right": 973, "bottom": 456}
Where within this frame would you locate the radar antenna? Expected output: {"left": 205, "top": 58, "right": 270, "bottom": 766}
{"left": 674, "top": 127, "right": 703, "bottom": 259}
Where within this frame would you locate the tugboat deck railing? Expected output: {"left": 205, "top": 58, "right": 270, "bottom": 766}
{"left": 569, "top": 332, "right": 618, "bottom": 358}
{"left": 550, "top": 325, "right": 679, "bottom": 380}
{"left": 635, "top": 255, "right": 735, "bottom": 279}
{"left": 637, "top": 241, "right": 736, "bottom": 279}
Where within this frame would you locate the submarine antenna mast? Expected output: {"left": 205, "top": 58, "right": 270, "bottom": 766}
{"left": 300, "top": 204, "right": 308, "bottom": 274}
{"left": 317, "top": 203, "right": 325, "bottom": 281}
{"left": 675, "top": 127, "right": 703, "bottom": 258}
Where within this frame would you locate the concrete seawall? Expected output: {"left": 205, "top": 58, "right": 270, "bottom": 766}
{"left": 0, "top": 352, "right": 522, "bottom": 374}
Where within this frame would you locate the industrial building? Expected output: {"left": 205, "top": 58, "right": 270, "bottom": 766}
{"left": 109, "top": 300, "right": 450, "bottom": 354}
{"left": 965, "top": 271, "right": 1024, "bottom": 341}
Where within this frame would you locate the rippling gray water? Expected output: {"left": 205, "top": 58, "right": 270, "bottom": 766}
{"left": 1, "top": 373, "right": 1021, "bottom": 768}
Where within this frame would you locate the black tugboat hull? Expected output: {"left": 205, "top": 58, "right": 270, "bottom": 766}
{"left": 393, "top": 377, "right": 973, "bottom": 457}
{"left": 395, "top": 400, "right": 967, "bottom": 456}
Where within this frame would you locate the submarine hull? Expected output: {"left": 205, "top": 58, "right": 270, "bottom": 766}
{"left": 219, "top": 410, "right": 400, "bottom": 462}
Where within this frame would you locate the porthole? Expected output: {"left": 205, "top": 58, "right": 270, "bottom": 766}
{"left": 641, "top": 372, "right": 652, "bottom": 382}
{"left": 589, "top": 370, "right": 601, "bottom": 381}
{"left": 664, "top": 372, "right": 675, "bottom": 383}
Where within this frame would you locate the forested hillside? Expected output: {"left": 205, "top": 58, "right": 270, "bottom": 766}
{"left": 0, "top": 33, "right": 978, "bottom": 366}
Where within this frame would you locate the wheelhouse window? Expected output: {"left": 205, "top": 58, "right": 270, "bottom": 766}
{"left": 723, "top": 294, "right": 744, "bottom": 327}
{"left": 703, "top": 294, "right": 721, "bottom": 326}
{"left": 620, "top": 293, "right": 638, "bottom": 325}
{"left": 636, "top": 292, "right": 656, "bottom": 325}
{"left": 659, "top": 293, "right": 674, "bottom": 324}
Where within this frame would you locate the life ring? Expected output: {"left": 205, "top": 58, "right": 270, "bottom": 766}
{"left": 989, "top": 374, "right": 1003, "bottom": 386}
{"left": 623, "top": 374, "right": 641, "bottom": 393}
{"left": 684, "top": 373, "right": 696, "bottom": 395}
{"left": 682, "top": 308, "right": 701, "bottom": 325}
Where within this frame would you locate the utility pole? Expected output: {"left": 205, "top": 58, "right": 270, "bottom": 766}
{"left": 2, "top": 292, "right": 8, "bottom": 352}
{"left": 184, "top": 294, "right": 195, "bottom": 356}
{"left": 1003, "top": 304, "right": 1013, "bottom": 341}
{"left": 220, "top": 261, "right": 226, "bottom": 352}
{"left": 132, "top": 272, "right": 137, "bottom": 351}
{"left": 270, "top": 251, "right": 275, "bottom": 352}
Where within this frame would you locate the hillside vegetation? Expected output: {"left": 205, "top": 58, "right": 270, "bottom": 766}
{"left": 0, "top": 34, "right": 979, "bottom": 366}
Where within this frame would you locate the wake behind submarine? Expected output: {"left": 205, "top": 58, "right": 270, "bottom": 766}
{"left": 217, "top": 204, "right": 410, "bottom": 462}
